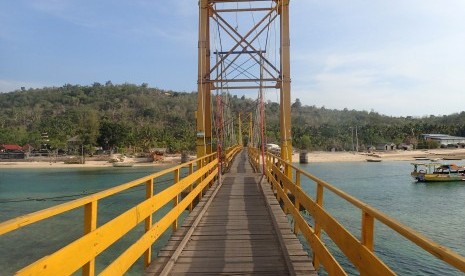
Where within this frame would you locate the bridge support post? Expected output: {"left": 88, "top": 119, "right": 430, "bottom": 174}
{"left": 188, "top": 163, "right": 194, "bottom": 212}
{"left": 172, "top": 169, "right": 180, "bottom": 232}
{"left": 249, "top": 112, "right": 253, "bottom": 147}
{"left": 361, "top": 211, "right": 375, "bottom": 251}
{"left": 144, "top": 179, "right": 154, "bottom": 267}
{"left": 238, "top": 113, "right": 242, "bottom": 146}
{"left": 278, "top": 0, "right": 293, "bottom": 179}
{"left": 313, "top": 182, "right": 324, "bottom": 270}
{"left": 293, "top": 171, "right": 301, "bottom": 234}
{"left": 83, "top": 201, "right": 97, "bottom": 276}
{"left": 196, "top": 0, "right": 212, "bottom": 160}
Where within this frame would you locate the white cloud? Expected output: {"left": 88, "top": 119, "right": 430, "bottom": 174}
{"left": 290, "top": 1, "right": 465, "bottom": 116}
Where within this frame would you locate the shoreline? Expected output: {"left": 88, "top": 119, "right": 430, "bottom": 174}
{"left": 292, "top": 148, "right": 465, "bottom": 163}
{"left": 2, "top": 148, "right": 465, "bottom": 168}
{"left": 0, "top": 155, "right": 185, "bottom": 169}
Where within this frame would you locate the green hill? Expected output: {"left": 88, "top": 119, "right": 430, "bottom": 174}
{"left": 1, "top": 83, "right": 465, "bottom": 153}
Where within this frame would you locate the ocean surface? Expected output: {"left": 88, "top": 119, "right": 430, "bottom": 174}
{"left": 297, "top": 161, "right": 465, "bottom": 276}
{"left": 0, "top": 165, "right": 184, "bottom": 276}
{"left": 1, "top": 161, "right": 465, "bottom": 275}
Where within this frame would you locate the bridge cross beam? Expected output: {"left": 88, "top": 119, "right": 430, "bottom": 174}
{"left": 196, "top": 0, "right": 293, "bottom": 174}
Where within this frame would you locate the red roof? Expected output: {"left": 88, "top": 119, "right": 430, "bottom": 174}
{"left": 1, "top": 144, "right": 23, "bottom": 151}
{"left": 22, "top": 144, "right": 34, "bottom": 150}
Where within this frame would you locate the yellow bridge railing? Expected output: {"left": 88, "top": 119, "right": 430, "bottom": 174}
{"left": 0, "top": 145, "right": 241, "bottom": 276}
{"left": 249, "top": 147, "right": 465, "bottom": 275}
{"left": 223, "top": 145, "right": 243, "bottom": 171}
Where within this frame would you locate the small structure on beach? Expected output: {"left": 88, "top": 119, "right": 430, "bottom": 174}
{"left": 398, "top": 143, "right": 414, "bottom": 151}
{"left": 421, "top": 134, "right": 465, "bottom": 146}
{"left": 150, "top": 148, "right": 167, "bottom": 162}
{"left": 376, "top": 143, "right": 396, "bottom": 151}
{"left": 0, "top": 144, "right": 25, "bottom": 159}
{"left": 67, "top": 136, "right": 82, "bottom": 154}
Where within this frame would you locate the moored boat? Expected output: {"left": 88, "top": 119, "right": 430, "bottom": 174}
{"left": 443, "top": 157, "right": 462, "bottom": 160}
{"left": 411, "top": 162, "right": 465, "bottom": 182}
{"left": 113, "top": 162, "right": 134, "bottom": 167}
{"left": 414, "top": 157, "right": 429, "bottom": 161}
{"left": 366, "top": 159, "right": 382, "bottom": 162}
{"left": 417, "top": 174, "right": 465, "bottom": 182}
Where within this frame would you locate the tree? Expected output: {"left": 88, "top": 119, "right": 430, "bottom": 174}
{"left": 300, "top": 135, "right": 311, "bottom": 150}
{"left": 76, "top": 109, "right": 100, "bottom": 162}
{"left": 97, "top": 121, "right": 130, "bottom": 151}
{"left": 291, "top": 98, "right": 302, "bottom": 109}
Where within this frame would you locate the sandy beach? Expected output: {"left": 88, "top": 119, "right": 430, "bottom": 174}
{"left": 0, "top": 155, "right": 185, "bottom": 169}
{"left": 292, "top": 148, "right": 465, "bottom": 163}
{"left": 2, "top": 148, "right": 465, "bottom": 168}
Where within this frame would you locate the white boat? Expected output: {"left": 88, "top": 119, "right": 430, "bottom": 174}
{"left": 113, "top": 162, "right": 134, "bottom": 167}
{"left": 366, "top": 158, "right": 382, "bottom": 162}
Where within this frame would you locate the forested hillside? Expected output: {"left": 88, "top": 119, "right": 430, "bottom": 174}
{"left": 0, "top": 83, "right": 197, "bottom": 153}
{"left": 1, "top": 83, "right": 465, "bottom": 153}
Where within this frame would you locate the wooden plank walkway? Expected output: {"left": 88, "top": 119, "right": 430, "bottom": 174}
{"left": 146, "top": 150, "right": 316, "bottom": 275}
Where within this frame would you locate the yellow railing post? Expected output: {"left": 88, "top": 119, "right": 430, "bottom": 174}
{"left": 360, "top": 211, "right": 375, "bottom": 276}
{"left": 283, "top": 163, "right": 289, "bottom": 202}
{"left": 274, "top": 162, "right": 280, "bottom": 203}
{"left": 189, "top": 163, "right": 194, "bottom": 212}
{"left": 268, "top": 154, "right": 272, "bottom": 181}
{"left": 265, "top": 154, "right": 270, "bottom": 181}
{"left": 197, "top": 159, "right": 203, "bottom": 200}
{"left": 361, "top": 211, "right": 375, "bottom": 251}
{"left": 293, "top": 171, "right": 301, "bottom": 234}
{"left": 313, "top": 182, "right": 324, "bottom": 270}
{"left": 83, "top": 201, "right": 97, "bottom": 276}
{"left": 144, "top": 179, "right": 154, "bottom": 267}
{"left": 172, "top": 169, "right": 180, "bottom": 232}
{"left": 209, "top": 154, "right": 214, "bottom": 188}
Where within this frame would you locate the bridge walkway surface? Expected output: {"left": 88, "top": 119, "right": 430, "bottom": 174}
{"left": 146, "top": 150, "right": 316, "bottom": 275}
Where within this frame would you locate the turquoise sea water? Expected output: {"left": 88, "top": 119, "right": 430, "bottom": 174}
{"left": 1, "top": 161, "right": 465, "bottom": 275}
{"left": 0, "top": 165, "right": 183, "bottom": 275}
{"left": 297, "top": 160, "right": 465, "bottom": 275}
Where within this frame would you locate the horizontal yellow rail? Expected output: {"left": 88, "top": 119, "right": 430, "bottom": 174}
{"left": 0, "top": 151, "right": 229, "bottom": 276}
{"left": 224, "top": 144, "right": 243, "bottom": 171}
{"left": 248, "top": 147, "right": 465, "bottom": 275}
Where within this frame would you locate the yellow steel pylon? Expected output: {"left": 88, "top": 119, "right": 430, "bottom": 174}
{"left": 196, "top": 0, "right": 292, "bottom": 174}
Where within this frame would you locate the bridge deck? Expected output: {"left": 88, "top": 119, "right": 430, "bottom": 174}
{"left": 146, "top": 150, "right": 316, "bottom": 275}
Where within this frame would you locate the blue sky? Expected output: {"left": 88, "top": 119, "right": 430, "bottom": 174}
{"left": 1, "top": 1, "right": 465, "bottom": 117}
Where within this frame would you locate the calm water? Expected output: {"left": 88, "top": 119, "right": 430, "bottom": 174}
{"left": 1, "top": 161, "right": 465, "bottom": 275}
{"left": 297, "top": 160, "right": 465, "bottom": 275}
{"left": 0, "top": 165, "right": 185, "bottom": 275}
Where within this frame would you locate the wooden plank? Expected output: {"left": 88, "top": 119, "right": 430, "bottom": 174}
{"left": 159, "top": 249, "right": 284, "bottom": 258}
{"left": 146, "top": 150, "right": 316, "bottom": 276}
{"left": 170, "top": 263, "right": 287, "bottom": 273}
{"left": 161, "top": 241, "right": 284, "bottom": 249}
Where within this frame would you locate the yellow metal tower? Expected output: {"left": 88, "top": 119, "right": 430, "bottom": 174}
{"left": 196, "top": 0, "right": 292, "bottom": 168}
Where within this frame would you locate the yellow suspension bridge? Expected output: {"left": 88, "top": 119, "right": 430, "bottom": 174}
{"left": 1, "top": 1, "right": 465, "bottom": 275}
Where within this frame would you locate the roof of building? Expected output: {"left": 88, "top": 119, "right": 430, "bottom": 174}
{"left": 1, "top": 144, "right": 23, "bottom": 151}
{"left": 422, "top": 134, "right": 465, "bottom": 140}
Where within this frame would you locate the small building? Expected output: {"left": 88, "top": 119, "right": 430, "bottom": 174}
{"left": 1, "top": 144, "right": 23, "bottom": 151}
{"left": 398, "top": 143, "right": 414, "bottom": 151}
{"left": 151, "top": 148, "right": 168, "bottom": 155}
{"left": 421, "top": 134, "right": 465, "bottom": 146}
{"left": 0, "top": 144, "right": 25, "bottom": 159}
{"left": 22, "top": 144, "right": 34, "bottom": 152}
{"left": 67, "top": 136, "right": 82, "bottom": 154}
{"left": 376, "top": 143, "right": 396, "bottom": 151}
